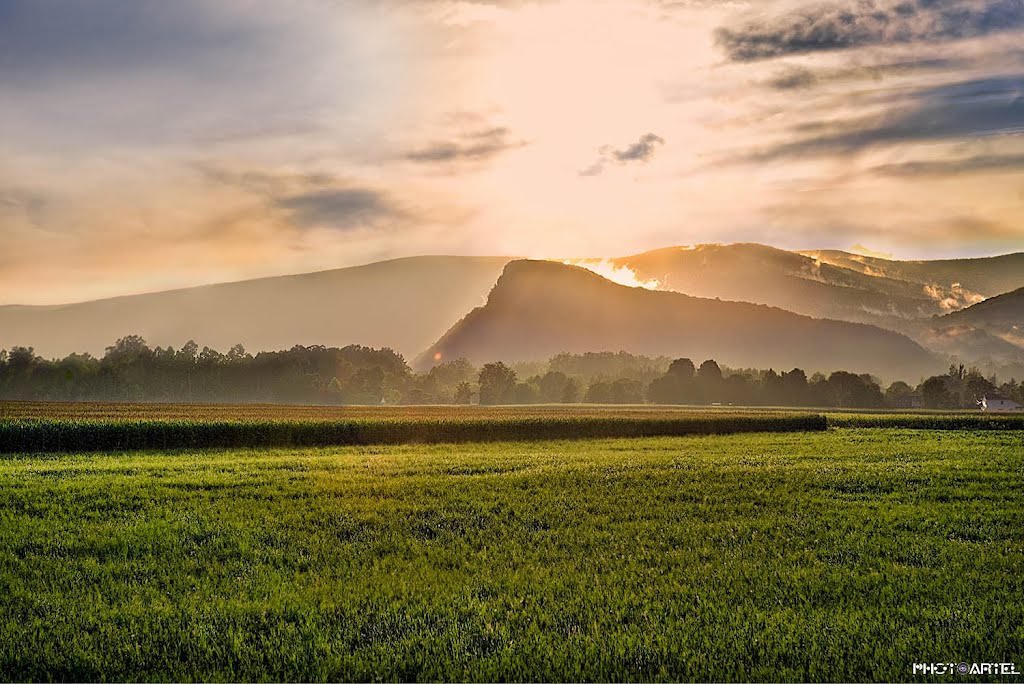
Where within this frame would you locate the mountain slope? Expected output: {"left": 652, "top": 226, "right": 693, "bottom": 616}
{"left": 932, "top": 286, "right": 1024, "bottom": 350}
{"left": 0, "top": 256, "right": 512, "bottom": 359}
{"left": 612, "top": 243, "right": 952, "bottom": 329}
{"left": 901, "top": 286, "right": 1024, "bottom": 375}
{"left": 803, "top": 250, "right": 1024, "bottom": 299}
{"left": 420, "top": 260, "right": 940, "bottom": 380}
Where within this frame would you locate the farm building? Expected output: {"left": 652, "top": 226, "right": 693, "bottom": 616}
{"left": 978, "top": 394, "right": 1021, "bottom": 412}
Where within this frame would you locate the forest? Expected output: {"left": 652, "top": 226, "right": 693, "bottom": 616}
{"left": 1, "top": 336, "right": 1019, "bottom": 409}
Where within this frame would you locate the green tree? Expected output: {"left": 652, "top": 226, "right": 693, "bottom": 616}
{"left": 326, "top": 377, "right": 345, "bottom": 404}
{"left": 453, "top": 382, "right": 473, "bottom": 404}
{"left": 697, "top": 359, "right": 723, "bottom": 404}
{"left": 781, "top": 368, "right": 809, "bottom": 405}
{"left": 513, "top": 382, "right": 539, "bottom": 404}
{"left": 884, "top": 380, "right": 915, "bottom": 408}
{"left": 826, "top": 371, "right": 883, "bottom": 408}
{"left": 584, "top": 381, "right": 613, "bottom": 403}
{"left": 6, "top": 347, "right": 36, "bottom": 374}
{"left": 103, "top": 335, "right": 151, "bottom": 364}
{"left": 963, "top": 370, "right": 996, "bottom": 407}
{"left": 610, "top": 378, "right": 644, "bottom": 403}
{"left": 478, "top": 362, "right": 516, "bottom": 405}
{"left": 429, "top": 358, "right": 477, "bottom": 387}
{"left": 920, "top": 376, "right": 951, "bottom": 409}
{"left": 537, "top": 371, "right": 579, "bottom": 403}
{"left": 647, "top": 357, "right": 696, "bottom": 404}
{"left": 761, "top": 369, "right": 783, "bottom": 405}
{"left": 667, "top": 358, "right": 695, "bottom": 379}
{"left": 227, "top": 344, "right": 249, "bottom": 362}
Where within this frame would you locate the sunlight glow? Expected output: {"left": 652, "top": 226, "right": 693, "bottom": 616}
{"left": 562, "top": 259, "right": 661, "bottom": 290}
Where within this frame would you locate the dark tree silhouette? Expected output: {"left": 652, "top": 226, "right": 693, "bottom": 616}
{"left": 921, "top": 376, "right": 952, "bottom": 409}
{"left": 478, "top": 362, "right": 517, "bottom": 405}
{"left": 698, "top": 359, "right": 723, "bottom": 403}
{"left": 5, "top": 338, "right": 995, "bottom": 410}
{"left": 537, "top": 371, "right": 578, "bottom": 403}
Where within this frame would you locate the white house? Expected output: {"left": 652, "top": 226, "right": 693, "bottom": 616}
{"left": 979, "top": 394, "right": 1022, "bottom": 412}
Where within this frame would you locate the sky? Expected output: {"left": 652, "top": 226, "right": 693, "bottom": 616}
{"left": 2, "top": 0, "right": 1023, "bottom": 305}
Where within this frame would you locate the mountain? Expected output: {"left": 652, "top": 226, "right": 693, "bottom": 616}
{"left": 612, "top": 243, "right": 1024, "bottom": 330}
{"left": 917, "top": 325, "right": 1024, "bottom": 365}
{"left": 5, "top": 243, "right": 1021, "bottom": 372}
{"left": 802, "top": 249, "right": 1024, "bottom": 299}
{"left": 920, "top": 287, "right": 1024, "bottom": 368}
{"left": 936, "top": 286, "right": 1024, "bottom": 343}
{"left": 609, "top": 244, "right": 1024, "bottom": 373}
{"left": 0, "top": 256, "right": 511, "bottom": 359}
{"left": 420, "top": 260, "right": 940, "bottom": 380}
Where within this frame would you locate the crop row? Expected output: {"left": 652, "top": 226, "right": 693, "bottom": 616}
{"left": 0, "top": 414, "right": 827, "bottom": 453}
{"left": 0, "top": 401, "right": 809, "bottom": 421}
{"left": 827, "top": 412, "right": 1024, "bottom": 430}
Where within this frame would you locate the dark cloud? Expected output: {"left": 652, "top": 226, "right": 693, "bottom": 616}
{"left": 199, "top": 165, "right": 399, "bottom": 230}
{"left": 274, "top": 189, "right": 392, "bottom": 229}
{"left": 869, "top": 153, "right": 1024, "bottom": 175}
{"left": 766, "top": 66, "right": 818, "bottom": 90}
{"left": 0, "top": 188, "right": 53, "bottom": 230}
{"left": 743, "top": 74, "right": 1024, "bottom": 160}
{"left": 612, "top": 133, "right": 666, "bottom": 162}
{"left": 405, "top": 127, "right": 526, "bottom": 165}
{"left": 580, "top": 133, "right": 666, "bottom": 176}
{"left": 198, "top": 165, "right": 331, "bottom": 196}
{"left": 762, "top": 57, "right": 963, "bottom": 90}
{"left": 0, "top": 189, "right": 49, "bottom": 213}
{"left": 716, "top": 0, "right": 1024, "bottom": 62}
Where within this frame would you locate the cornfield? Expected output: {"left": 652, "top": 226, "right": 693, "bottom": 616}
{"left": 827, "top": 412, "right": 1024, "bottom": 430}
{"left": 3, "top": 401, "right": 1021, "bottom": 454}
{"left": 0, "top": 413, "right": 827, "bottom": 453}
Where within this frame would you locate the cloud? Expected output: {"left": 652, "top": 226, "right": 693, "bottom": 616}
{"left": 765, "top": 66, "right": 818, "bottom": 90}
{"left": 716, "top": 0, "right": 1024, "bottom": 62}
{"left": 199, "top": 165, "right": 401, "bottom": 230}
{"left": 612, "top": 133, "right": 666, "bottom": 162}
{"left": 405, "top": 127, "right": 527, "bottom": 165}
{"left": 740, "top": 74, "right": 1024, "bottom": 160}
{"left": 0, "top": 189, "right": 51, "bottom": 225}
{"left": 761, "top": 57, "right": 965, "bottom": 90}
{"left": 274, "top": 189, "right": 394, "bottom": 229}
{"left": 580, "top": 132, "right": 665, "bottom": 176}
{"left": 868, "top": 152, "right": 1024, "bottom": 176}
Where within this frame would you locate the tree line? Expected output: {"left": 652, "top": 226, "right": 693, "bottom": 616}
{"left": 1, "top": 338, "right": 1020, "bottom": 409}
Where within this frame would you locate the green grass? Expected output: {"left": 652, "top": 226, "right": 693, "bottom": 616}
{"left": 1, "top": 429, "right": 1022, "bottom": 681}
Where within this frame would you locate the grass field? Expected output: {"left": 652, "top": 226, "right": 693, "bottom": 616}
{"left": 2, "top": 426, "right": 1022, "bottom": 681}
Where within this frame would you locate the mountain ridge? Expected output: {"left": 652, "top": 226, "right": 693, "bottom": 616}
{"left": 4, "top": 243, "right": 1023, "bottom": 372}
{"left": 420, "top": 259, "right": 940, "bottom": 381}
{"left": 930, "top": 286, "right": 1024, "bottom": 352}
{"left": 0, "top": 256, "right": 513, "bottom": 359}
